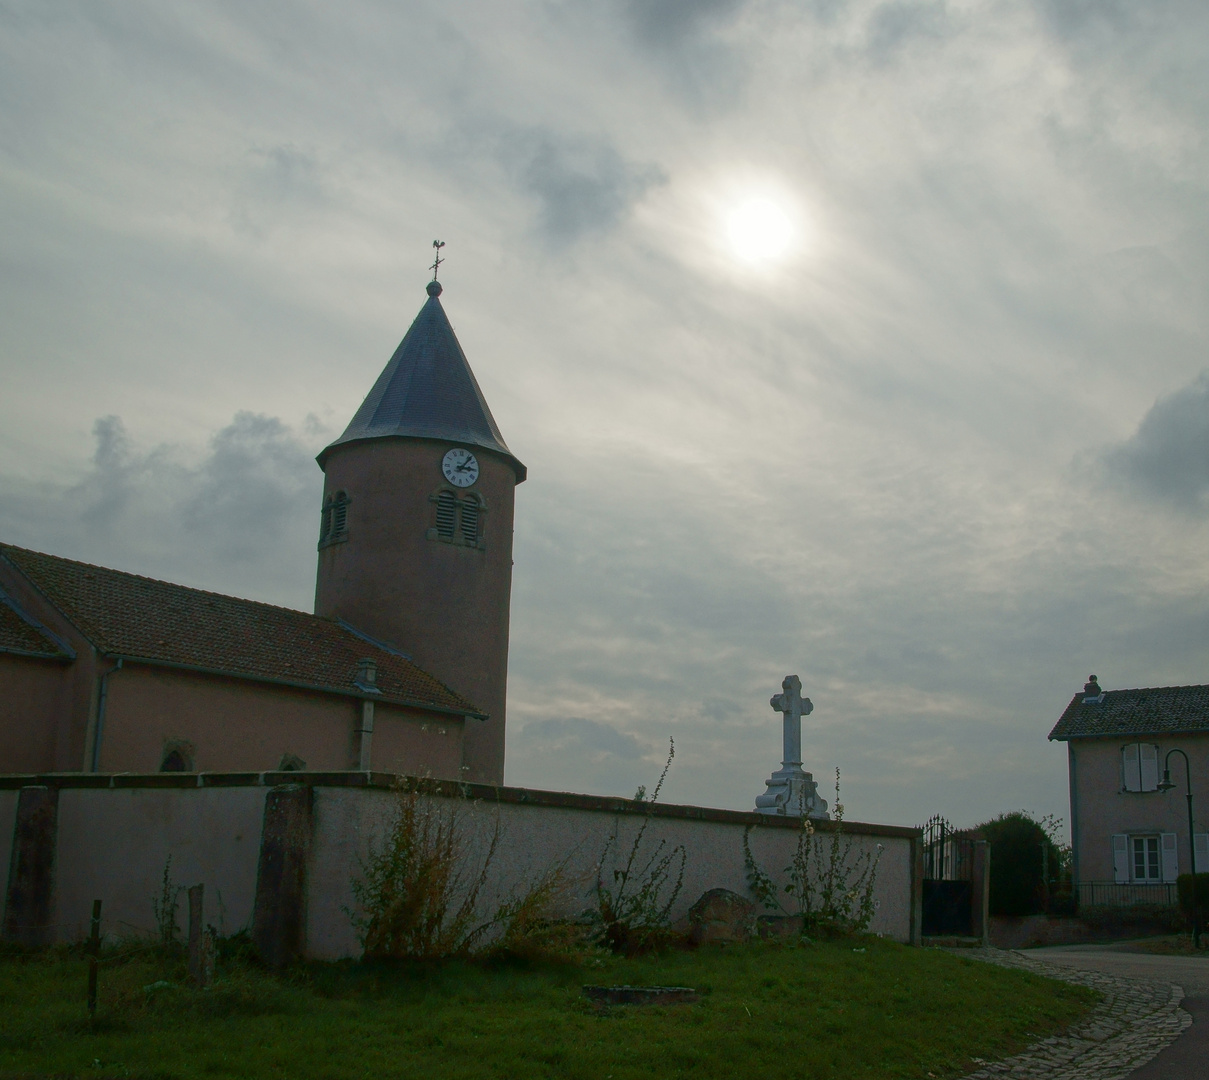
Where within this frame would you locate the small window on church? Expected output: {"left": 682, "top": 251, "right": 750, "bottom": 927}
{"left": 435, "top": 490, "right": 457, "bottom": 540}
{"left": 318, "top": 491, "right": 350, "bottom": 549}
{"left": 160, "top": 740, "right": 194, "bottom": 772}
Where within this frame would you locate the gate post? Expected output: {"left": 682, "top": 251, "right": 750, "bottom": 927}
{"left": 910, "top": 832, "right": 924, "bottom": 945}
{"left": 970, "top": 840, "right": 991, "bottom": 947}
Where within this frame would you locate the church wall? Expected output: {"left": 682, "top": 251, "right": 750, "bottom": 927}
{"left": 314, "top": 438, "right": 517, "bottom": 786}
{"left": 95, "top": 665, "right": 466, "bottom": 777}
{"left": 0, "top": 656, "right": 69, "bottom": 773}
{"left": 99, "top": 667, "right": 356, "bottom": 773}
{"left": 369, "top": 703, "right": 464, "bottom": 779}
{"left": 0, "top": 557, "right": 102, "bottom": 771}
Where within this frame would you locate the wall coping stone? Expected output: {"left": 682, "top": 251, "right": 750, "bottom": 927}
{"left": 0, "top": 771, "right": 920, "bottom": 838}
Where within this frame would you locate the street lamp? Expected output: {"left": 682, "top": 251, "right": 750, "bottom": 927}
{"left": 1157, "top": 748, "right": 1201, "bottom": 949}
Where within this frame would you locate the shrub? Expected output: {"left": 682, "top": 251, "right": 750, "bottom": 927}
{"left": 974, "top": 812, "right": 1062, "bottom": 917}
{"left": 348, "top": 780, "right": 501, "bottom": 960}
{"left": 1176, "top": 872, "right": 1209, "bottom": 923}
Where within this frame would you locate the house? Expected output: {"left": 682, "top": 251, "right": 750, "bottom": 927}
{"left": 0, "top": 277, "right": 524, "bottom": 781}
{"left": 1049, "top": 676, "right": 1209, "bottom": 906}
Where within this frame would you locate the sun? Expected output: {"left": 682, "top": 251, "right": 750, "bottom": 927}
{"left": 725, "top": 197, "right": 795, "bottom": 263}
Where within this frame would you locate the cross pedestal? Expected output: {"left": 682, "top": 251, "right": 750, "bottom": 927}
{"left": 755, "top": 675, "right": 828, "bottom": 819}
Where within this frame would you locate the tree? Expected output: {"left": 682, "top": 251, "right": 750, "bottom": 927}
{"left": 973, "top": 812, "right": 1064, "bottom": 917}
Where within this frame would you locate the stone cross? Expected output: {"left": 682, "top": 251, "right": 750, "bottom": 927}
{"left": 770, "top": 674, "right": 812, "bottom": 772}
{"left": 755, "top": 674, "right": 827, "bottom": 818}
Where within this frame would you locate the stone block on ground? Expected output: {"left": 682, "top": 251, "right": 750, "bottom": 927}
{"left": 682, "top": 888, "right": 757, "bottom": 945}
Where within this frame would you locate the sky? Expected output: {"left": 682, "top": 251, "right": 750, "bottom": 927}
{"left": 2, "top": 0, "right": 1208, "bottom": 833}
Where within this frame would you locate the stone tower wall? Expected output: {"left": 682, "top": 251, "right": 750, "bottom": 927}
{"left": 314, "top": 437, "right": 517, "bottom": 784}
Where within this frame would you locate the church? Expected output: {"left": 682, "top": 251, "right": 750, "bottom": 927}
{"left": 0, "top": 277, "right": 523, "bottom": 785}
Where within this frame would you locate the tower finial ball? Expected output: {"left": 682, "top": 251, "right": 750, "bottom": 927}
{"left": 427, "top": 280, "right": 443, "bottom": 297}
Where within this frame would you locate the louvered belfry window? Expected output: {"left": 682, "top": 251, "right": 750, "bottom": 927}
{"left": 435, "top": 490, "right": 458, "bottom": 539}
{"left": 429, "top": 488, "right": 486, "bottom": 548}
{"left": 318, "top": 490, "right": 351, "bottom": 548}
{"left": 460, "top": 495, "right": 480, "bottom": 545}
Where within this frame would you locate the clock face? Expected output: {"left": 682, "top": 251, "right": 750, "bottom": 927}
{"left": 442, "top": 447, "right": 479, "bottom": 487}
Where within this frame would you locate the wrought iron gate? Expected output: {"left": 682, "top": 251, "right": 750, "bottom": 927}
{"left": 920, "top": 814, "right": 976, "bottom": 936}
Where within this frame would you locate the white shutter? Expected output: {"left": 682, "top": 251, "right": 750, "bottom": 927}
{"left": 1194, "top": 833, "right": 1209, "bottom": 874}
{"left": 1112, "top": 834, "right": 1130, "bottom": 883}
{"left": 1140, "top": 744, "right": 1159, "bottom": 791}
{"left": 1161, "top": 833, "right": 1178, "bottom": 882}
{"left": 1122, "top": 744, "right": 1141, "bottom": 792}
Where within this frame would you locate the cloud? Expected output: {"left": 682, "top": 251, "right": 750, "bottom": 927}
{"left": 1102, "top": 373, "right": 1209, "bottom": 513}
{"left": 517, "top": 717, "right": 646, "bottom": 762}
{"left": 0, "top": 413, "right": 326, "bottom": 608}
{"left": 504, "top": 130, "right": 665, "bottom": 244}
{"left": 624, "top": 0, "right": 745, "bottom": 48}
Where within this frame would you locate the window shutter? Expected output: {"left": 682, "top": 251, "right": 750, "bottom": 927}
{"left": 1122, "top": 744, "right": 1141, "bottom": 792}
{"left": 435, "top": 491, "right": 457, "bottom": 539}
{"left": 332, "top": 495, "right": 348, "bottom": 537}
{"left": 1195, "top": 834, "right": 1209, "bottom": 874}
{"left": 1112, "top": 834, "right": 1129, "bottom": 883}
{"left": 1140, "top": 744, "right": 1159, "bottom": 791}
{"left": 319, "top": 501, "right": 332, "bottom": 544}
{"left": 1160, "top": 833, "right": 1178, "bottom": 882}
{"left": 460, "top": 497, "right": 479, "bottom": 544}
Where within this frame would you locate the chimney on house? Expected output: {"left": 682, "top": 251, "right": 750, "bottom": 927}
{"left": 355, "top": 659, "right": 380, "bottom": 693}
{"left": 1082, "top": 674, "right": 1103, "bottom": 703}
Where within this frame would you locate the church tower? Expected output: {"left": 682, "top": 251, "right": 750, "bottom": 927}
{"left": 314, "top": 278, "right": 525, "bottom": 784}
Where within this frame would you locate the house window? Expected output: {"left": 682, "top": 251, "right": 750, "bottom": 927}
{"left": 160, "top": 740, "right": 195, "bottom": 772}
{"left": 1121, "top": 742, "right": 1159, "bottom": 792}
{"left": 428, "top": 488, "right": 486, "bottom": 549}
{"left": 1113, "top": 832, "right": 1178, "bottom": 883}
{"left": 1132, "top": 836, "right": 1160, "bottom": 881}
{"left": 318, "top": 491, "right": 351, "bottom": 549}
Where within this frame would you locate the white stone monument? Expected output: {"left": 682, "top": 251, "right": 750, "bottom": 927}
{"left": 755, "top": 675, "right": 828, "bottom": 818}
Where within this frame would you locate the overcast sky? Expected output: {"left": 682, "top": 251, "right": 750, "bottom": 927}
{"left": 2, "top": 0, "right": 1208, "bottom": 832}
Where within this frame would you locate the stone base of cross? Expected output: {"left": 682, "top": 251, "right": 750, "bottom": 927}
{"left": 755, "top": 674, "right": 829, "bottom": 819}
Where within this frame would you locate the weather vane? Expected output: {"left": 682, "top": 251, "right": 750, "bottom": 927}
{"left": 430, "top": 239, "right": 445, "bottom": 281}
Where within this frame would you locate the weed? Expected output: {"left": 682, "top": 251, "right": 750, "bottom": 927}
{"left": 594, "top": 739, "right": 686, "bottom": 954}
{"left": 151, "top": 855, "right": 183, "bottom": 950}
{"left": 347, "top": 779, "right": 502, "bottom": 960}
{"left": 744, "top": 769, "right": 882, "bottom": 935}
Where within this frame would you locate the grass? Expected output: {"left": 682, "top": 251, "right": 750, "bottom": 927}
{"left": 0, "top": 937, "right": 1097, "bottom": 1080}
{"left": 1121, "top": 934, "right": 1209, "bottom": 956}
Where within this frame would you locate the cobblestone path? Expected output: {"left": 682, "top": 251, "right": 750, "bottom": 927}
{"left": 955, "top": 949, "right": 1191, "bottom": 1080}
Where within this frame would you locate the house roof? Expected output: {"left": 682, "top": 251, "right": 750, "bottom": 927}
{"left": 0, "top": 590, "right": 72, "bottom": 659}
{"left": 317, "top": 281, "right": 526, "bottom": 481}
{"left": 1049, "top": 683, "right": 1209, "bottom": 740}
{"left": 0, "top": 543, "right": 482, "bottom": 716}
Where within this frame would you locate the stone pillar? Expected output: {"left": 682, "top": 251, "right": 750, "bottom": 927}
{"left": 970, "top": 840, "right": 991, "bottom": 948}
{"left": 909, "top": 833, "right": 924, "bottom": 946}
{"left": 3, "top": 785, "right": 59, "bottom": 946}
{"left": 252, "top": 784, "right": 313, "bottom": 968}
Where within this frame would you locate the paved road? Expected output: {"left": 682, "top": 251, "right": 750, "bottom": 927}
{"left": 1029, "top": 945, "right": 1209, "bottom": 1079}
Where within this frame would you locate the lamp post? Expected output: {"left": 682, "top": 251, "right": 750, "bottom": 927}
{"left": 1157, "top": 748, "right": 1201, "bottom": 949}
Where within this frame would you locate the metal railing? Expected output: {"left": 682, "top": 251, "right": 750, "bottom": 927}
{"left": 1076, "top": 881, "right": 1178, "bottom": 908}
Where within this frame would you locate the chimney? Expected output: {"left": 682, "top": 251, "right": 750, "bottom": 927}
{"left": 355, "top": 658, "right": 380, "bottom": 693}
{"left": 1082, "top": 674, "right": 1103, "bottom": 703}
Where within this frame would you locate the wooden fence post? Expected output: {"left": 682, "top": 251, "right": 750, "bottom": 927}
{"left": 87, "top": 899, "right": 101, "bottom": 1017}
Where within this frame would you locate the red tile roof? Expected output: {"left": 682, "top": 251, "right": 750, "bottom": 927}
{"left": 0, "top": 544, "right": 481, "bottom": 716}
{"left": 0, "top": 593, "right": 71, "bottom": 659}
{"left": 1049, "top": 683, "right": 1209, "bottom": 740}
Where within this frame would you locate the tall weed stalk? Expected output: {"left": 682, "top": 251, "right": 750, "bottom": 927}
{"left": 744, "top": 769, "right": 882, "bottom": 935}
{"left": 595, "top": 739, "right": 686, "bottom": 954}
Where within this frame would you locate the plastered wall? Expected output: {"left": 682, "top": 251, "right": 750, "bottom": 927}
{"left": 0, "top": 775, "right": 917, "bottom": 957}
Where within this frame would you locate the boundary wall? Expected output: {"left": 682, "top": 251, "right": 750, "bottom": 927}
{"left": 0, "top": 772, "right": 923, "bottom": 961}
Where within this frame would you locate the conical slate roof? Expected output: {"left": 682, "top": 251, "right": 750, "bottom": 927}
{"left": 318, "top": 281, "right": 525, "bottom": 481}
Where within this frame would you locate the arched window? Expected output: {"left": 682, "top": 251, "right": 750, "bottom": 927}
{"left": 160, "top": 740, "right": 194, "bottom": 772}
{"left": 318, "top": 490, "right": 350, "bottom": 549}
{"left": 428, "top": 488, "right": 487, "bottom": 549}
